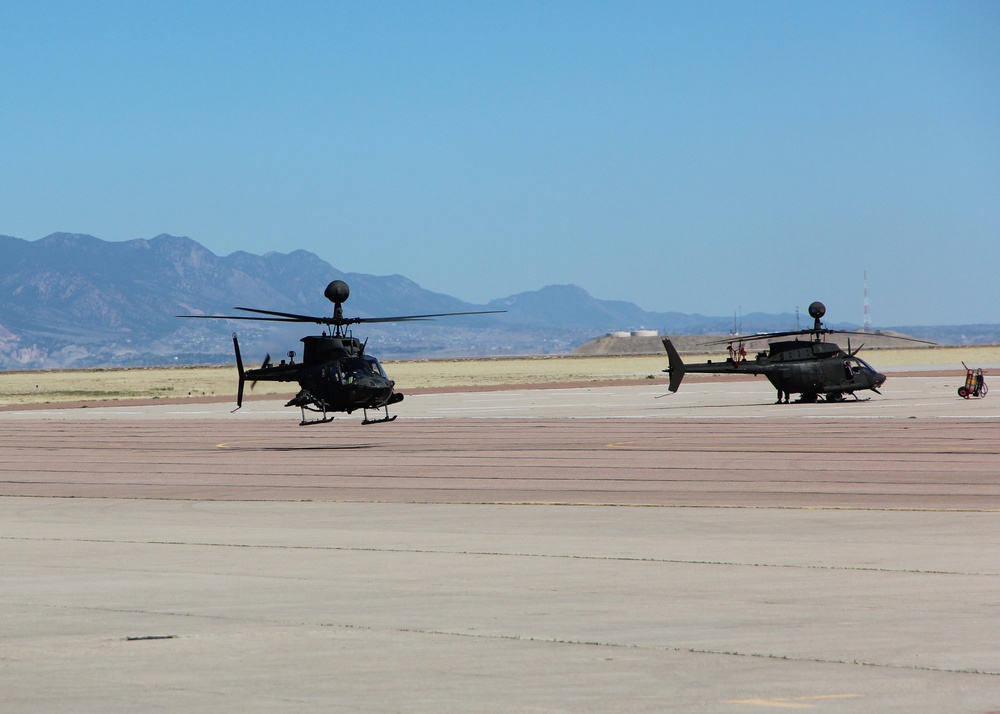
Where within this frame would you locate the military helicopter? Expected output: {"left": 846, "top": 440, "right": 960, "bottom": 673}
{"left": 662, "top": 301, "right": 932, "bottom": 403}
{"left": 181, "top": 280, "right": 503, "bottom": 425}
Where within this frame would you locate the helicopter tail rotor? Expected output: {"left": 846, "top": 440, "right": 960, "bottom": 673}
{"left": 250, "top": 353, "right": 271, "bottom": 391}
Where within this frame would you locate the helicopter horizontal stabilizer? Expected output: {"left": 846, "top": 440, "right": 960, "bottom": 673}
{"left": 661, "top": 338, "right": 686, "bottom": 392}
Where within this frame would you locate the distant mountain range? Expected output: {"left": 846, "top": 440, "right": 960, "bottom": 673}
{"left": 1, "top": 233, "right": 997, "bottom": 369}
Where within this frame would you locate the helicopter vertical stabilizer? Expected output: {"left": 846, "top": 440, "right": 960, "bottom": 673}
{"left": 662, "top": 338, "right": 686, "bottom": 392}
{"left": 233, "top": 334, "right": 246, "bottom": 410}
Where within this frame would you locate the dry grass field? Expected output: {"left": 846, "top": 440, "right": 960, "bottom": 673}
{"left": 1, "top": 345, "right": 998, "bottom": 407}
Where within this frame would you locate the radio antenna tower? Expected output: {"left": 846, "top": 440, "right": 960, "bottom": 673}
{"left": 863, "top": 271, "right": 871, "bottom": 332}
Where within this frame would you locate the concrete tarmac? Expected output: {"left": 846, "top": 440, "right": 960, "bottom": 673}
{"left": 2, "top": 374, "right": 999, "bottom": 712}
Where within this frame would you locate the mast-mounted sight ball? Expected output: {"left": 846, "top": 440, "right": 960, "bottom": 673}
{"left": 325, "top": 280, "right": 350, "bottom": 304}
{"left": 808, "top": 301, "right": 826, "bottom": 319}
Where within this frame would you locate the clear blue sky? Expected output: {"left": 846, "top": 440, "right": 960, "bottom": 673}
{"left": 2, "top": 1, "right": 998, "bottom": 326}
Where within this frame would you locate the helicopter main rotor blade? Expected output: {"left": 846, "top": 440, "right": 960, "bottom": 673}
{"left": 233, "top": 307, "right": 506, "bottom": 325}
{"left": 355, "top": 309, "right": 506, "bottom": 324}
{"left": 180, "top": 307, "right": 504, "bottom": 326}
{"left": 701, "top": 328, "right": 935, "bottom": 347}
{"left": 178, "top": 314, "right": 314, "bottom": 323}
{"left": 234, "top": 307, "right": 333, "bottom": 323}
{"left": 701, "top": 330, "right": 807, "bottom": 346}
{"left": 861, "top": 332, "right": 936, "bottom": 345}
{"left": 815, "top": 329, "right": 936, "bottom": 345}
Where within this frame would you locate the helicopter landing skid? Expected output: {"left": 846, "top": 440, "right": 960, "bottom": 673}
{"left": 299, "top": 414, "right": 335, "bottom": 426}
{"left": 295, "top": 401, "right": 335, "bottom": 426}
{"left": 820, "top": 393, "right": 870, "bottom": 403}
{"left": 362, "top": 406, "right": 397, "bottom": 425}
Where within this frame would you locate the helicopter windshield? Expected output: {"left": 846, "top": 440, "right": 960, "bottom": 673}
{"left": 340, "top": 357, "right": 372, "bottom": 374}
{"left": 365, "top": 356, "right": 388, "bottom": 378}
{"left": 847, "top": 356, "right": 877, "bottom": 375}
{"left": 340, "top": 356, "right": 388, "bottom": 378}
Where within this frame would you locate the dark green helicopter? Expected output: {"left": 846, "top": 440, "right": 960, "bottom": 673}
{"left": 181, "top": 280, "right": 503, "bottom": 425}
{"left": 662, "top": 301, "right": 932, "bottom": 403}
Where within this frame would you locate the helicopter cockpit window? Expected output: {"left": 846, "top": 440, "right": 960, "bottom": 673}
{"left": 857, "top": 357, "right": 877, "bottom": 373}
{"left": 846, "top": 357, "right": 875, "bottom": 375}
{"left": 365, "top": 356, "right": 388, "bottom": 378}
{"left": 341, "top": 357, "right": 371, "bottom": 373}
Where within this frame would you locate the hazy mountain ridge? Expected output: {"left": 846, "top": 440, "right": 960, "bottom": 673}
{"left": 1, "top": 233, "right": 996, "bottom": 370}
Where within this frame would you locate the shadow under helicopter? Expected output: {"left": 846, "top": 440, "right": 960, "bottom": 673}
{"left": 218, "top": 443, "right": 379, "bottom": 452}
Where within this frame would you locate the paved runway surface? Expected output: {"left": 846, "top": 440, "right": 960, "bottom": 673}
{"left": 2, "top": 374, "right": 999, "bottom": 712}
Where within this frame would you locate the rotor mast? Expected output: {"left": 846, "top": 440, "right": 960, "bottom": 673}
{"left": 808, "top": 301, "right": 826, "bottom": 341}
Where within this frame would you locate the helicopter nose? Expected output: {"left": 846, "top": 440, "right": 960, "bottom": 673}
{"left": 874, "top": 372, "right": 887, "bottom": 387}
{"left": 353, "top": 375, "right": 395, "bottom": 403}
